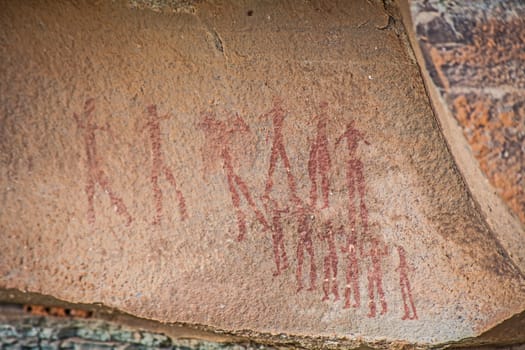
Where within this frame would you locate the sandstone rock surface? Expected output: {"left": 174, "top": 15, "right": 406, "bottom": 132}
{"left": 400, "top": 0, "right": 525, "bottom": 272}
{"left": 1, "top": 0, "right": 524, "bottom": 347}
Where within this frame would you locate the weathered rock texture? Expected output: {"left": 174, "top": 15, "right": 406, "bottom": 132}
{"left": 1, "top": 0, "right": 524, "bottom": 347}
{"left": 400, "top": 0, "right": 525, "bottom": 271}
{"left": 0, "top": 305, "right": 268, "bottom": 350}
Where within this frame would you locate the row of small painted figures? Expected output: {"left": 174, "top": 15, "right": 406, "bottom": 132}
{"left": 73, "top": 97, "right": 417, "bottom": 320}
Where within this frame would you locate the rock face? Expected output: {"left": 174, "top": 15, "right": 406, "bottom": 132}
{"left": 400, "top": 0, "right": 525, "bottom": 272}
{"left": 0, "top": 0, "right": 524, "bottom": 347}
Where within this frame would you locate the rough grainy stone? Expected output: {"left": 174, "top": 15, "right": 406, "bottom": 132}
{"left": 128, "top": 0, "right": 201, "bottom": 14}
{"left": 400, "top": 0, "right": 525, "bottom": 270}
{"left": 0, "top": 306, "right": 268, "bottom": 350}
{"left": 0, "top": 0, "right": 524, "bottom": 348}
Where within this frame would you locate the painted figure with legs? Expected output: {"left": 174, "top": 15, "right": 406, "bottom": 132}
{"left": 73, "top": 98, "right": 133, "bottom": 226}
{"left": 268, "top": 198, "right": 289, "bottom": 276}
{"left": 366, "top": 238, "right": 388, "bottom": 317}
{"left": 295, "top": 207, "right": 317, "bottom": 292}
{"left": 336, "top": 121, "right": 370, "bottom": 252}
{"left": 336, "top": 121, "right": 371, "bottom": 309}
{"left": 260, "top": 97, "right": 302, "bottom": 207}
{"left": 319, "top": 220, "right": 340, "bottom": 301}
{"left": 308, "top": 101, "right": 332, "bottom": 210}
{"left": 261, "top": 97, "right": 316, "bottom": 291}
{"left": 144, "top": 105, "right": 187, "bottom": 225}
{"left": 341, "top": 226, "right": 360, "bottom": 309}
{"left": 199, "top": 112, "right": 268, "bottom": 241}
{"left": 397, "top": 245, "right": 418, "bottom": 320}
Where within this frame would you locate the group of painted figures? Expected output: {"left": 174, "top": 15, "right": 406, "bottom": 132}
{"left": 73, "top": 97, "right": 417, "bottom": 320}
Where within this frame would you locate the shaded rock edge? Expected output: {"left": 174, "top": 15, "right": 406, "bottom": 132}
{"left": 396, "top": 0, "right": 525, "bottom": 273}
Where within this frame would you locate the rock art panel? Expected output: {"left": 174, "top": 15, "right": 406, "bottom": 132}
{"left": 1, "top": 0, "right": 524, "bottom": 346}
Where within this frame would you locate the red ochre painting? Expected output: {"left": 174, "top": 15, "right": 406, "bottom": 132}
{"left": 74, "top": 97, "right": 417, "bottom": 319}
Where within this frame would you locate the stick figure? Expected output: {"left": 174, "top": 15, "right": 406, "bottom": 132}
{"left": 341, "top": 226, "right": 360, "bottom": 308}
{"left": 308, "top": 101, "right": 331, "bottom": 210}
{"left": 366, "top": 238, "right": 388, "bottom": 317}
{"left": 396, "top": 245, "right": 418, "bottom": 320}
{"left": 261, "top": 97, "right": 301, "bottom": 207}
{"left": 144, "top": 105, "right": 188, "bottom": 225}
{"left": 336, "top": 121, "right": 370, "bottom": 251}
{"left": 73, "top": 98, "right": 133, "bottom": 226}
{"left": 319, "top": 220, "right": 339, "bottom": 301}
{"left": 199, "top": 112, "right": 269, "bottom": 241}
{"left": 268, "top": 199, "right": 289, "bottom": 276}
{"left": 295, "top": 207, "right": 317, "bottom": 292}
{"left": 260, "top": 97, "right": 316, "bottom": 291}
